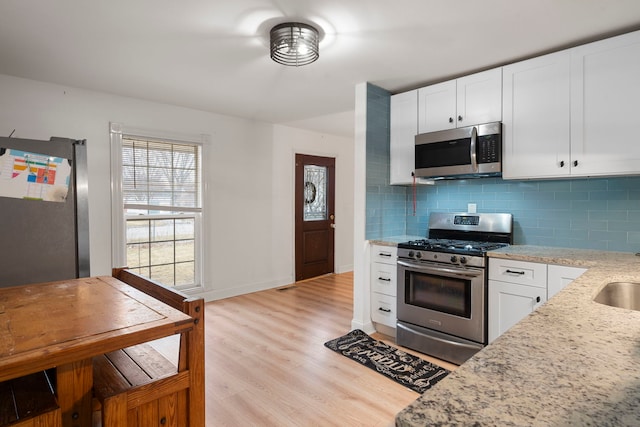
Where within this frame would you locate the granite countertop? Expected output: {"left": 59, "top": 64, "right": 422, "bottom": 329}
{"left": 396, "top": 245, "right": 640, "bottom": 426}
{"left": 369, "top": 236, "right": 425, "bottom": 246}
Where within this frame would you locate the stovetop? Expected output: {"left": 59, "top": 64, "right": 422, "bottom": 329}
{"left": 396, "top": 213, "right": 513, "bottom": 267}
{"left": 398, "top": 238, "right": 509, "bottom": 256}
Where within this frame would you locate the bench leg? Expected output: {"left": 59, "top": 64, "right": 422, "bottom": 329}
{"left": 102, "top": 393, "right": 128, "bottom": 427}
{"left": 57, "top": 359, "right": 93, "bottom": 427}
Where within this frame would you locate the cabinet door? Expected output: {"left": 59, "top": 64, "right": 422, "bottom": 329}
{"left": 390, "top": 90, "right": 418, "bottom": 185}
{"left": 418, "top": 80, "right": 456, "bottom": 133}
{"left": 502, "top": 51, "right": 571, "bottom": 179}
{"left": 456, "top": 68, "right": 502, "bottom": 128}
{"left": 488, "top": 280, "right": 547, "bottom": 343}
{"left": 547, "top": 264, "right": 586, "bottom": 299}
{"left": 571, "top": 30, "right": 640, "bottom": 177}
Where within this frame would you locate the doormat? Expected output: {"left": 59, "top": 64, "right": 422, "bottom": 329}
{"left": 324, "top": 329, "right": 450, "bottom": 393}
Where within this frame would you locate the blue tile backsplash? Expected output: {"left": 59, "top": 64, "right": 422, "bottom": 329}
{"left": 365, "top": 84, "right": 640, "bottom": 253}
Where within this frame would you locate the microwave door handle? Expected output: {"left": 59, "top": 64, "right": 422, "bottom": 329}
{"left": 398, "top": 260, "right": 482, "bottom": 279}
{"left": 470, "top": 126, "right": 478, "bottom": 173}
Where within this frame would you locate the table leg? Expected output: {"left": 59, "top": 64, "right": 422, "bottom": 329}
{"left": 56, "top": 358, "right": 93, "bottom": 427}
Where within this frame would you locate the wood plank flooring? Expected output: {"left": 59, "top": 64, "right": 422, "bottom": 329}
{"left": 204, "top": 272, "right": 457, "bottom": 426}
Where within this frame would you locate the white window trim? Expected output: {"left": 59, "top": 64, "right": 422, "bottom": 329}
{"left": 110, "top": 122, "right": 207, "bottom": 291}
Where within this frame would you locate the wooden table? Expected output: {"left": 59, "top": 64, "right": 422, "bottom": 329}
{"left": 0, "top": 276, "right": 194, "bottom": 427}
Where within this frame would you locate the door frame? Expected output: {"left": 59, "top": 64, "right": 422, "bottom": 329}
{"left": 294, "top": 153, "right": 336, "bottom": 281}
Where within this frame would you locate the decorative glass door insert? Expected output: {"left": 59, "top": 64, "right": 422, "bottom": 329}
{"left": 303, "top": 164, "right": 327, "bottom": 221}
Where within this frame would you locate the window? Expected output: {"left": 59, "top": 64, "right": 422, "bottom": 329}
{"left": 111, "top": 124, "right": 204, "bottom": 290}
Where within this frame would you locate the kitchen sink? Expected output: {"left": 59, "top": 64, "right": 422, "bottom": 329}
{"left": 594, "top": 282, "right": 640, "bottom": 311}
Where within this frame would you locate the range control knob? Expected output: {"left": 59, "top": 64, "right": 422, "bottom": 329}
{"left": 460, "top": 257, "right": 467, "bottom": 264}
{"left": 450, "top": 255, "right": 458, "bottom": 263}
{"left": 408, "top": 251, "right": 415, "bottom": 258}
{"left": 415, "top": 251, "right": 422, "bottom": 259}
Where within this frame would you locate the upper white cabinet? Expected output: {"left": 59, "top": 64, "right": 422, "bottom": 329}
{"left": 502, "top": 51, "right": 572, "bottom": 179}
{"left": 390, "top": 90, "right": 418, "bottom": 185}
{"left": 503, "top": 30, "right": 640, "bottom": 179}
{"left": 390, "top": 90, "right": 436, "bottom": 185}
{"left": 570, "top": 30, "right": 640, "bottom": 177}
{"left": 418, "top": 68, "right": 502, "bottom": 133}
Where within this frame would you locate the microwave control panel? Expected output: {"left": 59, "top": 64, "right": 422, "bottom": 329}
{"left": 477, "top": 134, "right": 501, "bottom": 164}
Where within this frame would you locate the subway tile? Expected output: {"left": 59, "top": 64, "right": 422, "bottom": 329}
{"left": 571, "top": 179, "right": 608, "bottom": 191}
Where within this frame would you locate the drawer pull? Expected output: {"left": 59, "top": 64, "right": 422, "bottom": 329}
{"left": 378, "top": 277, "right": 391, "bottom": 282}
{"left": 378, "top": 307, "right": 391, "bottom": 313}
{"left": 505, "top": 269, "right": 525, "bottom": 275}
{"left": 378, "top": 252, "right": 392, "bottom": 257}
{"left": 536, "top": 296, "right": 541, "bottom": 303}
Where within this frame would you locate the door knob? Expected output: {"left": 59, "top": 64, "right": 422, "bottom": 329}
{"left": 330, "top": 224, "right": 336, "bottom": 229}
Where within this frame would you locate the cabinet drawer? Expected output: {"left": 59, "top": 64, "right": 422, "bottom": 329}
{"left": 489, "top": 258, "right": 547, "bottom": 288}
{"left": 371, "top": 262, "right": 397, "bottom": 296}
{"left": 371, "top": 292, "right": 396, "bottom": 328}
{"left": 371, "top": 245, "right": 397, "bottom": 264}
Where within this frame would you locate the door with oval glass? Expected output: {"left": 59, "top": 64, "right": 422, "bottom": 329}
{"left": 295, "top": 154, "right": 335, "bottom": 281}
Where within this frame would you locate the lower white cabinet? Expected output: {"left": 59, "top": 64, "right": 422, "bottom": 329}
{"left": 488, "top": 258, "right": 588, "bottom": 342}
{"left": 547, "top": 264, "right": 586, "bottom": 299}
{"left": 370, "top": 244, "right": 397, "bottom": 329}
{"left": 371, "top": 292, "right": 396, "bottom": 327}
{"left": 488, "top": 279, "right": 547, "bottom": 343}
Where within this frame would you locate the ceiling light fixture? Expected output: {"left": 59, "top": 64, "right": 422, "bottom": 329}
{"left": 270, "top": 22, "right": 319, "bottom": 67}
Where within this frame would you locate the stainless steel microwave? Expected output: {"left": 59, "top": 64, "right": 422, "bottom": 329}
{"left": 414, "top": 122, "right": 502, "bottom": 179}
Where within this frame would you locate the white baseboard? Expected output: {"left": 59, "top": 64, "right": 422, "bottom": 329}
{"left": 336, "top": 264, "right": 354, "bottom": 274}
{"left": 198, "top": 275, "right": 295, "bottom": 302}
{"left": 351, "top": 318, "right": 375, "bottom": 334}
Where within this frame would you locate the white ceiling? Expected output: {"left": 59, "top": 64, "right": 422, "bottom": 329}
{"left": 1, "top": 0, "right": 640, "bottom": 138}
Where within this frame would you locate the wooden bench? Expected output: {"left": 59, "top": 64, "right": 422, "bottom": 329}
{"left": 92, "top": 268, "right": 205, "bottom": 427}
{"left": 0, "top": 370, "right": 61, "bottom": 427}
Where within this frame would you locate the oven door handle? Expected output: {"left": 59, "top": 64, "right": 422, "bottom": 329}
{"left": 397, "top": 260, "right": 483, "bottom": 278}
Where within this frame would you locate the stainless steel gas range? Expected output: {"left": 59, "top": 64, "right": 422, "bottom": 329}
{"left": 396, "top": 212, "right": 513, "bottom": 365}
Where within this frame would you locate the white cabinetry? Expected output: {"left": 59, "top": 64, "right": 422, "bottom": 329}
{"left": 488, "top": 259, "right": 547, "bottom": 343}
{"left": 390, "top": 90, "right": 435, "bottom": 185}
{"left": 390, "top": 90, "right": 417, "bottom": 185}
{"left": 502, "top": 51, "right": 572, "bottom": 179}
{"left": 547, "top": 264, "right": 586, "bottom": 299}
{"left": 370, "top": 244, "right": 397, "bottom": 328}
{"left": 502, "top": 30, "right": 640, "bottom": 179}
{"left": 418, "top": 68, "right": 502, "bottom": 133}
{"left": 570, "top": 30, "right": 640, "bottom": 177}
{"left": 488, "top": 258, "right": 588, "bottom": 342}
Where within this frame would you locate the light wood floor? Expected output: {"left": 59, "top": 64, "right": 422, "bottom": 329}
{"left": 204, "top": 272, "right": 457, "bottom": 426}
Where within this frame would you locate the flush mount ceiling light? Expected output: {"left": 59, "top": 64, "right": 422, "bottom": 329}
{"left": 270, "top": 22, "right": 319, "bottom": 66}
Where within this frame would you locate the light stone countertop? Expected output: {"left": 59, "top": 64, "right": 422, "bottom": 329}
{"left": 369, "top": 236, "right": 425, "bottom": 246}
{"left": 395, "top": 245, "right": 640, "bottom": 426}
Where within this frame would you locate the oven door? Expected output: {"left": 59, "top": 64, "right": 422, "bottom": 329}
{"left": 397, "top": 259, "right": 486, "bottom": 343}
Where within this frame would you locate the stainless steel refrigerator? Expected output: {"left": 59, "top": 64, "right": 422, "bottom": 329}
{"left": 0, "top": 136, "right": 90, "bottom": 287}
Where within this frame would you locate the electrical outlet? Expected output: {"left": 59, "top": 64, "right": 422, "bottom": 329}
{"left": 468, "top": 203, "right": 477, "bottom": 213}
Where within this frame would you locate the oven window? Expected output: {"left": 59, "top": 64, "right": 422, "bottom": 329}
{"left": 405, "top": 271, "right": 471, "bottom": 318}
